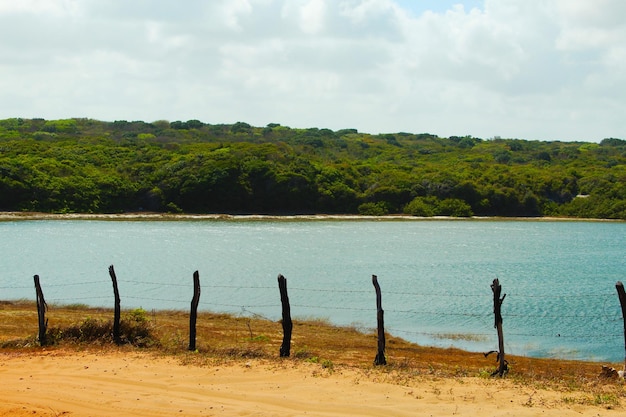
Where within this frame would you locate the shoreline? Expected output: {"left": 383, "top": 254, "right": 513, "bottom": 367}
{"left": 1, "top": 299, "right": 620, "bottom": 365}
{"left": 0, "top": 211, "right": 622, "bottom": 222}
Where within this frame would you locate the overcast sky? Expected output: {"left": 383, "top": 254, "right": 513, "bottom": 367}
{"left": 1, "top": 0, "right": 624, "bottom": 142}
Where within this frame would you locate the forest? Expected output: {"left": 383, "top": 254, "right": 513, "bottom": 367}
{"left": 0, "top": 117, "right": 625, "bottom": 219}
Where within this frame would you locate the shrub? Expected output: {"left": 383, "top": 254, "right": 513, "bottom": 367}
{"left": 404, "top": 197, "right": 435, "bottom": 217}
{"left": 436, "top": 198, "right": 473, "bottom": 217}
{"left": 358, "top": 202, "right": 389, "bottom": 215}
{"left": 46, "top": 309, "right": 157, "bottom": 347}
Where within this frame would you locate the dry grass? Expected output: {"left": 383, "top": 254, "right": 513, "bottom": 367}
{"left": 1, "top": 300, "right": 625, "bottom": 402}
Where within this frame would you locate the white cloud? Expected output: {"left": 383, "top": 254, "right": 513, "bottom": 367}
{"left": 0, "top": 0, "right": 82, "bottom": 17}
{"left": 220, "top": 0, "right": 254, "bottom": 31}
{"left": 0, "top": 0, "right": 624, "bottom": 141}
{"left": 298, "top": 0, "right": 328, "bottom": 34}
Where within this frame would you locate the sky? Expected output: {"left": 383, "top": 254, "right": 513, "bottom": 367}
{"left": 0, "top": 0, "right": 624, "bottom": 142}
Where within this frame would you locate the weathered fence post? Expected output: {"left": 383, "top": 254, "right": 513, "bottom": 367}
{"left": 33, "top": 275, "right": 48, "bottom": 346}
{"left": 490, "top": 278, "right": 508, "bottom": 377}
{"left": 616, "top": 281, "right": 626, "bottom": 371}
{"left": 189, "top": 270, "right": 201, "bottom": 351}
{"left": 278, "top": 274, "right": 292, "bottom": 357}
{"left": 108, "top": 265, "right": 121, "bottom": 345}
{"left": 372, "top": 274, "right": 386, "bottom": 365}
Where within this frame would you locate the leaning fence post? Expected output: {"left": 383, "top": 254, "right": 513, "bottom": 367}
{"left": 108, "top": 265, "right": 121, "bottom": 345}
{"left": 278, "top": 274, "right": 292, "bottom": 357}
{"left": 489, "top": 278, "right": 508, "bottom": 377}
{"left": 33, "top": 275, "right": 48, "bottom": 346}
{"left": 616, "top": 281, "right": 626, "bottom": 372}
{"left": 372, "top": 274, "right": 387, "bottom": 365}
{"left": 189, "top": 270, "right": 201, "bottom": 351}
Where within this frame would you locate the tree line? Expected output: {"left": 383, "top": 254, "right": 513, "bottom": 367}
{"left": 0, "top": 117, "right": 625, "bottom": 219}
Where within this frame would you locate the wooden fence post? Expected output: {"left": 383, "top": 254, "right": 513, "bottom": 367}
{"left": 372, "top": 274, "right": 387, "bottom": 365}
{"left": 489, "top": 278, "right": 508, "bottom": 377}
{"left": 278, "top": 274, "right": 293, "bottom": 357}
{"left": 189, "top": 270, "right": 201, "bottom": 351}
{"left": 616, "top": 281, "right": 626, "bottom": 371}
{"left": 108, "top": 265, "right": 121, "bottom": 345}
{"left": 33, "top": 275, "right": 48, "bottom": 346}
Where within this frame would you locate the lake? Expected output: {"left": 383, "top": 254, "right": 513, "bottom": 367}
{"left": 1, "top": 218, "right": 625, "bottom": 362}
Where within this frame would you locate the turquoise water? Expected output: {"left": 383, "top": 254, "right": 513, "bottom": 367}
{"left": 1, "top": 219, "right": 625, "bottom": 362}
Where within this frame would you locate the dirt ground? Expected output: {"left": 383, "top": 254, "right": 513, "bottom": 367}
{"left": 1, "top": 349, "right": 621, "bottom": 417}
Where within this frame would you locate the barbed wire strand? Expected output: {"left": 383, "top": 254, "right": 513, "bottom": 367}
{"left": 4, "top": 279, "right": 626, "bottom": 347}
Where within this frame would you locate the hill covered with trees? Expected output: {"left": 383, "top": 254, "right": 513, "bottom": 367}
{"left": 0, "top": 117, "right": 625, "bottom": 219}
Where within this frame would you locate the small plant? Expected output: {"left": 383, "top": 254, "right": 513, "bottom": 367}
{"left": 562, "top": 396, "right": 577, "bottom": 405}
{"left": 125, "top": 307, "right": 148, "bottom": 323}
{"left": 119, "top": 315, "right": 156, "bottom": 347}
{"left": 562, "top": 393, "right": 619, "bottom": 408}
{"left": 305, "top": 356, "right": 334, "bottom": 372}
{"left": 249, "top": 334, "right": 270, "bottom": 342}
{"left": 294, "top": 346, "right": 313, "bottom": 359}
{"left": 321, "top": 359, "right": 334, "bottom": 371}
{"left": 161, "top": 330, "right": 185, "bottom": 353}
{"left": 594, "top": 394, "right": 620, "bottom": 408}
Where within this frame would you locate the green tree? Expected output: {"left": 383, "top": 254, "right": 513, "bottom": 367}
{"left": 404, "top": 197, "right": 435, "bottom": 217}
{"left": 436, "top": 198, "right": 473, "bottom": 217}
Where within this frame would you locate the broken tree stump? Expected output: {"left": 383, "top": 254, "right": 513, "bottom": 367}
{"left": 108, "top": 265, "right": 121, "bottom": 345}
{"left": 489, "top": 278, "right": 508, "bottom": 377}
{"left": 616, "top": 281, "right": 626, "bottom": 372}
{"left": 189, "top": 270, "right": 201, "bottom": 351}
{"left": 278, "top": 274, "right": 293, "bottom": 357}
{"left": 372, "top": 274, "right": 387, "bottom": 365}
{"left": 33, "top": 275, "right": 48, "bottom": 346}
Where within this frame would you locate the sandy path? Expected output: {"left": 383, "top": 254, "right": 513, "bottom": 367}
{"left": 0, "top": 350, "right": 615, "bottom": 417}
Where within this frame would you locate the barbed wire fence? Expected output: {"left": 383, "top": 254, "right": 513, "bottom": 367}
{"left": 1, "top": 271, "right": 624, "bottom": 361}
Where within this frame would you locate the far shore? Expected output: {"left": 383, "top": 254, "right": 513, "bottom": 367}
{"left": 0, "top": 211, "right": 622, "bottom": 222}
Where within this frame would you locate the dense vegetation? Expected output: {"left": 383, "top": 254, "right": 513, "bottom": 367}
{"left": 0, "top": 117, "right": 625, "bottom": 219}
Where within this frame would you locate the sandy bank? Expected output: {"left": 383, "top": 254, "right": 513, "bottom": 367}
{"left": 0, "top": 211, "right": 619, "bottom": 222}
{"left": 0, "top": 350, "right": 619, "bottom": 417}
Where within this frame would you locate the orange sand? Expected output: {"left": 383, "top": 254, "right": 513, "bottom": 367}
{"left": 0, "top": 350, "right": 616, "bottom": 417}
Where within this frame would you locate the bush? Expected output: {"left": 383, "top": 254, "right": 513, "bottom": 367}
{"left": 436, "top": 198, "right": 473, "bottom": 217}
{"left": 404, "top": 197, "right": 435, "bottom": 217}
{"left": 358, "top": 202, "right": 389, "bottom": 215}
{"left": 46, "top": 309, "right": 157, "bottom": 347}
